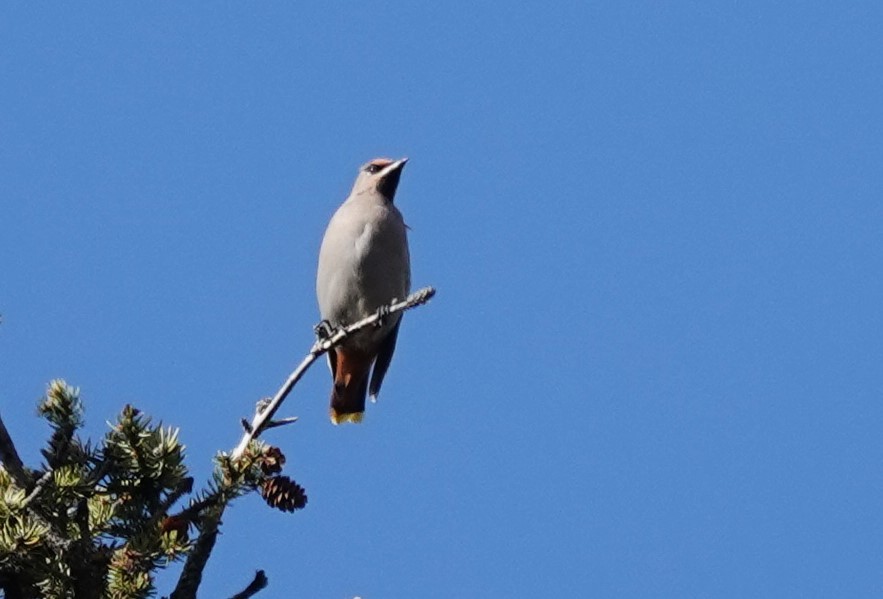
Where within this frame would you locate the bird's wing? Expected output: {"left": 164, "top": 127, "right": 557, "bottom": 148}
{"left": 368, "top": 318, "right": 402, "bottom": 400}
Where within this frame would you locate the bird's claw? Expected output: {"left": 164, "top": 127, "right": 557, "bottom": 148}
{"left": 374, "top": 304, "right": 391, "bottom": 328}
{"left": 314, "top": 319, "right": 335, "bottom": 340}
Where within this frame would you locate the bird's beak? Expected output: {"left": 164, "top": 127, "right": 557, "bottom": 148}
{"left": 379, "top": 157, "right": 408, "bottom": 178}
{"left": 376, "top": 158, "right": 408, "bottom": 200}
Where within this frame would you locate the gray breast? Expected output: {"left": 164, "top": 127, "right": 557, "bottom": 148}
{"left": 317, "top": 198, "right": 411, "bottom": 331}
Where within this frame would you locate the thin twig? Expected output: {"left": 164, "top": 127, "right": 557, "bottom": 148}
{"left": 21, "top": 470, "right": 53, "bottom": 508}
{"left": 263, "top": 417, "right": 298, "bottom": 430}
{"left": 229, "top": 570, "right": 268, "bottom": 599}
{"left": 231, "top": 286, "right": 435, "bottom": 459}
{"left": 0, "top": 413, "right": 32, "bottom": 489}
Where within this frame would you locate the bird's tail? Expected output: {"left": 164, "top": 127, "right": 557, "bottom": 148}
{"left": 329, "top": 349, "right": 371, "bottom": 425}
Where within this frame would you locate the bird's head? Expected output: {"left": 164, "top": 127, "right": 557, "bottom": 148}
{"left": 352, "top": 157, "right": 408, "bottom": 200}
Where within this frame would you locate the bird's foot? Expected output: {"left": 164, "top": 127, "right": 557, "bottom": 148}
{"left": 314, "top": 319, "right": 335, "bottom": 340}
{"left": 374, "top": 304, "right": 391, "bottom": 328}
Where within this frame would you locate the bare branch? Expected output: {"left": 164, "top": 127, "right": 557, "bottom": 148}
{"left": 232, "top": 286, "right": 435, "bottom": 459}
{"left": 0, "top": 412, "right": 31, "bottom": 489}
{"left": 229, "top": 570, "right": 268, "bottom": 599}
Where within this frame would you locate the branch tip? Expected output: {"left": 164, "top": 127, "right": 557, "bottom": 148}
{"left": 265, "top": 417, "right": 298, "bottom": 430}
{"left": 229, "top": 570, "right": 268, "bottom": 599}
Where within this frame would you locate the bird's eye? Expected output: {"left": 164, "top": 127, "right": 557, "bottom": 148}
{"left": 365, "top": 164, "right": 381, "bottom": 174}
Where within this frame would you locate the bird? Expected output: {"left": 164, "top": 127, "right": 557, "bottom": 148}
{"left": 316, "top": 157, "right": 411, "bottom": 424}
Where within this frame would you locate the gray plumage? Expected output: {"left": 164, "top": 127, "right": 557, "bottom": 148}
{"left": 316, "top": 158, "right": 411, "bottom": 422}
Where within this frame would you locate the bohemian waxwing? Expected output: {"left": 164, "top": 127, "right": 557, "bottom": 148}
{"left": 316, "top": 157, "right": 411, "bottom": 424}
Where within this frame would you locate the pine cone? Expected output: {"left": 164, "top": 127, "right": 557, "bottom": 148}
{"left": 260, "top": 475, "right": 307, "bottom": 512}
{"left": 260, "top": 446, "right": 286, "bottom": 475}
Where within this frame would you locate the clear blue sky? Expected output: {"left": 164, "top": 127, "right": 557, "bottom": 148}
{"left": 2, "top": 3, "right": 882, "bottom": 597}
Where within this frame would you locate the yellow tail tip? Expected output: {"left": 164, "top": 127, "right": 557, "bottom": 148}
{"left": 330, "top": 410, "right": 364, "bottom": 425}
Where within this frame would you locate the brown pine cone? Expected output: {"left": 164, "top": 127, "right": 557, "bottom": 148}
{"left": 260, "top": 446, "right": 287, "bottom": 475}
{"left": 260, "top": 475, "right": 307, "bottom": 512}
